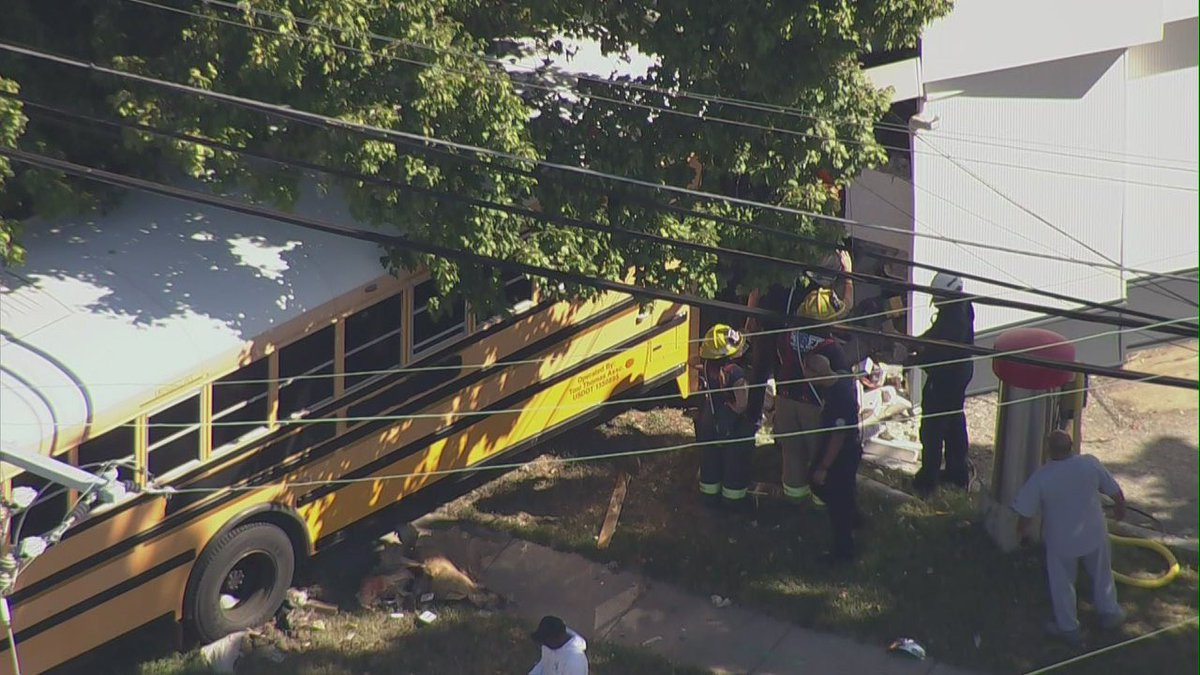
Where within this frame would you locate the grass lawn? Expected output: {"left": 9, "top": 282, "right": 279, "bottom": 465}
{"left": 443, "top": 408, "right": 1200, "bottom": 675}
{"left": 131, "top": 607, "right": 706, "bottom": 675}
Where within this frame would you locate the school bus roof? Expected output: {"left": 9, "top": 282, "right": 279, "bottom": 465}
{"left": 0, "top": 187, "right": 392, "bottom": 460}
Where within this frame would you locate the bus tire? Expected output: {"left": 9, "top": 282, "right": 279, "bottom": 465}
{"left": 185, "top": 521, "right": 295, "bottom": 644}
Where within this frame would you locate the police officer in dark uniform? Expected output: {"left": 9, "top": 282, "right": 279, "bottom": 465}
{"left": 912, "top": 273, "right": 976, "bottom": 496}
{"left": 805, "top": 353, "right": 864, "bottom": 565}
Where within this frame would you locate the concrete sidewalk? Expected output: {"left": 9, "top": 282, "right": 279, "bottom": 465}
{"left": 416, "top": 522, "right": 983, "bottom": 675}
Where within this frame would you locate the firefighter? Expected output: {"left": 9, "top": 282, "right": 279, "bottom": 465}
{"left": 694, "top": 324, "right": 753, "bottom": 511}
{"left": 912, "top": 273, "right": 976, "bottom": 495}
{"left": 748, "top": 249, "right": 854, "bottom": 502}
{"left": 768, "top": 251, "right": 854, "bottom": 506}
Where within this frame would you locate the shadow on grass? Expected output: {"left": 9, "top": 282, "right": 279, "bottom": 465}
{"left": 451, "top": 409, "right": 1200, "bottom": 675}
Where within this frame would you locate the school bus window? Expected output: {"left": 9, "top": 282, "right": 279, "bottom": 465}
{"left": 476, "top": 275, "right": 536, "bottom": 330}
{"left": 212, "top": 358, "right": 270, "bottom": 452}
{"left": 10, "top": 471, "right": 68, "bottom": 539}
{"left": 278, "top": 325, "right": 335, "bottom": 419}
{"left": 77, "top": 424, "right": 137, "bottom": 483}
{"left": 148, "top": 394, "right": 202, "bottom": 477}
{"left": 412, "top": 278, "right": 466, "bottom": 354}
{"left": 505, "top": 275, "right": 534, "bottom": 308}
{"left": 345, "top": 293, "right": 404, "bottom": 390}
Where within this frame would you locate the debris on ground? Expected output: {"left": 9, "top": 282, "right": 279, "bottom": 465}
{"left": 597, "top": 471, "right": 631, "bottom": 550}
{"left": 887, "top": 637, "right": 927, "bottom": 661}
{"left": 357, "top": 568, "right": 416, "bottom": 609}
{"left": 355, "top": 527, "right": 502, "bottom": 612}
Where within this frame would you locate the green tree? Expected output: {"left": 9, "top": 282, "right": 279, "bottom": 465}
{"left": 0, "top": 76, "right": 27, "bottom": 265}
{"left": 0, "top": 0, "right": 951, "bottom": 311}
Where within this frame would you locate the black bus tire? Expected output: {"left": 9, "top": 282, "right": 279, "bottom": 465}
{"left": 185, "top": 521, "right": 295, "bottom": 643}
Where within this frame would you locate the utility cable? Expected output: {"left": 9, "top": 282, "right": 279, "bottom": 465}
{"left": 1021, "top": 616, "right": 1199, "bottom": 675}
{"left": 849, "top": 177, "right": 1200, "bottom": 352}
{"left": 8, "top": 252, "right": 1193, "bottom": 391}
{"left": 17, "top": 95, "right": 1196, "bottom": 337}
{"left": 25, "top": 315, "right": 1188, "bottom": 431}
{"left": 10, "top": 215, "right": 1186, "bottom": 392}
{"left": 3, "top": 143, "right": 1196, "bottom": 390}
{"left": 852, "top": 178, "right": 1199, "bottom": 355}
{"left": 151, "top": 0, "right": 1200, "bottom": 175}
{"left": 139, "top": 370, "right": 1156, "bottom": 495}
{"left": 2, "top": 39, "right": 1196, "bottom": 281}
{"left": 11, "top": 92, "right": 1196, "bottom": 337}
{"left": 916, "top": 135, "right": 1199, "bottom": 309}
{"left": 20, "top": 84, "right": 1174, "bottom": 326}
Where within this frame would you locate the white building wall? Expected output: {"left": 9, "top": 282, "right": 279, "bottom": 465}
{"left": 920, "top": 0, "right": 1163, "bottom": 83}
{"left": 910, "top": 51, "right": 1130, "bottom": 334}
{"left": 1121, "top": 18, "right": 1200, "bottom": 275}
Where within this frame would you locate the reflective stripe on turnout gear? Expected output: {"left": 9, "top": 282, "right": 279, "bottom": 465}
{"left": 722, "top": 486, "right": 748, "bottom": 501}
{"left": 782, "top": 484, "right": 811, "bottom": 500}
{"left": 699, "top": 482, "right": 720, "bottom": 495}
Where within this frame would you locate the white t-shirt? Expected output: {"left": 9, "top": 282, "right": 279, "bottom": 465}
{"left": 1012, "top": 454, "right": 1121, "bottom": 557}
{"left": 529, "top": 630, "right": 588, "bottom": 675}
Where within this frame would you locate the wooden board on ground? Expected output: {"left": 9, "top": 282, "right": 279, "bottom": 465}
{"left": 596, "top": 472, "right": 631, "bottom": 549}
{"left": 748, "top": 481, "right": 786, "bottom": 502}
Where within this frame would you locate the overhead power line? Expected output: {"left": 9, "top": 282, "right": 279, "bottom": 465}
{"left": 14, "top": 94, "right": 1196, "bottom": 338}
{"left": 1, "top": 39, "right": 1194, "bottom": 285}
{"left": 133, "top": 372, "right": 1161, "bottom": 496}
{"left": 917, "top": 134, "right": 1198, "bottom": 309}
{"left": 40, "top": 318, "right": 1186, "bottom": 431}
{"left": 158, "top": 0, "right": 1198, "bottom": 175}
{"left": 852, "top": 168, "right": 1200, "bottom": 317}
{"left": 1, "top": 145, "right": 1195, "bottom": 391}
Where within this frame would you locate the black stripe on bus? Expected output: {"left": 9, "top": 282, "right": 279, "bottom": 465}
{"left": 30, "top": 364, "right": 686, "bottom": 673}
{"left": 1, "top": 550, "right": 195, "bottom": 653}
{"left": 298, "top": 311, "right": 687, "bottom": 507}
{"left": 62, "top": 296, "right": 607, "bottom": 539}
{"left": 164, "top": 297, "right": 643, "bottom": 513}
{"left": 11, "top": 299, "right": 657, "bottom": 605}
{"left": 313, "top": 363, "right": 687, "bottom": 549}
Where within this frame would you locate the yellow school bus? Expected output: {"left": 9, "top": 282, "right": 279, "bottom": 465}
{"left": 0, "top": 190, "right": 694, "bottom": 674}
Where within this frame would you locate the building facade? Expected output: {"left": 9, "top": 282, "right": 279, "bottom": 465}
{"left": 852, "top": 0, "right": 1198, "bottom": 387}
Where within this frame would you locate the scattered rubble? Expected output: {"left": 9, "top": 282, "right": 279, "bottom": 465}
{"left": 195, "top": 523, "right": 504, "bottom": 670}
{"left": 356, "top": 525, "right": 502, "bottom": 612}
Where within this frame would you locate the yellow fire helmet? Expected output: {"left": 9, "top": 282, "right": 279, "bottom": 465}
{"left": 797, "top": 286, "right": 849, "bottom": 322}
{"left": 700, "top": 324, "right": 747, "bottom": 360}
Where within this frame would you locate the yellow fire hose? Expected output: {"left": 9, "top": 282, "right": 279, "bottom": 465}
{"left": 1109, "top": 532, "right": 1182, "bottom": 589}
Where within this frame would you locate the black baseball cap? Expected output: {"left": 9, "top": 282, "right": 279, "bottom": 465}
{"left": 531, "top": 615, "right": 568, "bottom": 646}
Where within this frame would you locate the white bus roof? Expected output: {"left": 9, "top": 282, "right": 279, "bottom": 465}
{"left": 1, "top": 188, "right": 391, "bottom": 459}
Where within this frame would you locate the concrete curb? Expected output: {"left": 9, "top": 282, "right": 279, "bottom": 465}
{"left": 857, "top": 474, "right": 916, "bottom": 503}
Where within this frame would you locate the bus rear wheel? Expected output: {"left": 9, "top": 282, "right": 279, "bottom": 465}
{"left": 186, "top": 521, "right": 295, "bottom": 643}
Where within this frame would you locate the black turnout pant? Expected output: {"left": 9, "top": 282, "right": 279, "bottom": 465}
{"left": 916, "top": 374, "right": 970, "bottom": 490}
{"left": 811, "top": 449, "right": 862, "bottom": 559}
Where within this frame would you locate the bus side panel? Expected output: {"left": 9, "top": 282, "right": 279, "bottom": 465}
{"left": 3, "top": 486, "right": 293, "bottom": 675}
{"left": 297, "top": 314, "right": 690, "bottom": 539}
{"left": 3, "top": 559, "right": 191, "bottom": 675}
{"left": 2, "top": 296, "right": 689, "bottom": 674}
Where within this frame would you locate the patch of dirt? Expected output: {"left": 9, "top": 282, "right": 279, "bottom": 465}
{"left": 964, "top": 341, "right": 1199, "bottom": 538}
{"left": 443, "top": 405, "right": 1199, "bottom": 675}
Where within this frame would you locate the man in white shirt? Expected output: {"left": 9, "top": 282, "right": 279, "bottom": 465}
{"left": 529, "top": 615, "right": 588, "bottom": 675}
{"left": 1013, "top": 430, "right": 1126, "bottom": 646}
